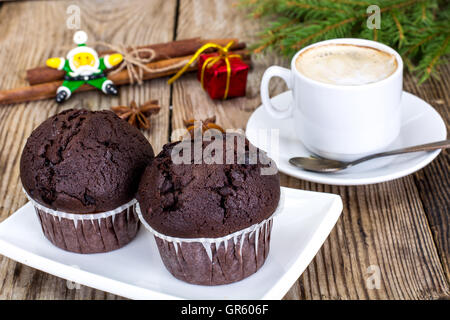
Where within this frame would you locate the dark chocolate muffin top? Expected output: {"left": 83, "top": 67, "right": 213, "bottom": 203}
{"left": 137, "top": 133, "right": 280, "bottom": 238}
{"left": 20, "top": 109, "right": 154, "bottom": 213}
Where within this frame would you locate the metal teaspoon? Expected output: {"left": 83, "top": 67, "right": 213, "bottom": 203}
{"left": 289, "top": 140, "right": 450, "bottom": 173}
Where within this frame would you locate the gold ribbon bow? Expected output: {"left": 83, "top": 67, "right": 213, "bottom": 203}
{"left": 167, "top": 41, "right": 241, "bottom": 99}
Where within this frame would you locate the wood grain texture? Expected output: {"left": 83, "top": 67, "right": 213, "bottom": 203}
{"left": 0, "top": 0, "right": 176, "bottom": 299}
{"left": 281, "top": 174, "right": 449, "bottom": 300}
{"left": 173, "top": 0, "right": 449, "bottom": 300}
{"left": 408, "top": 65, "right": 450, "bottom": 283}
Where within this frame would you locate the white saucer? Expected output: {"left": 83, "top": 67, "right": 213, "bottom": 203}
{"left": 246, "top": 91, "right": 447, "bottom": 185}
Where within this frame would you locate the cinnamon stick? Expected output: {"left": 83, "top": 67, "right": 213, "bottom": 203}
{"left": 26, "top": 38, "right": 246, "bottom": 85}
{"left": 0, "top": 50, "right": 250, "bottom": 105}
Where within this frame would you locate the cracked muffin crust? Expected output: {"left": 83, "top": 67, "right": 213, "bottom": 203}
{"left": 137, "top": 133, "right": 280, "bottom": 284}
{"left": 20, "top": 109, "right": 154, "bottom": 213}
{"left": 137, "top": 133, "right": 280, "bottom": 238}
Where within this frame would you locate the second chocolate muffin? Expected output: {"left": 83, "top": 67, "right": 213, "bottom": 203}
{"left": 137, "top": 134, "right": 279, "bottom": 238}
{"left": 137, "top": 133, "right": 280, "bottom": 285}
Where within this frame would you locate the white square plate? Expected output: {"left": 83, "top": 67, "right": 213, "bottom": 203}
{"left": 0, "top": 187, "right": 342, "bottom": 299}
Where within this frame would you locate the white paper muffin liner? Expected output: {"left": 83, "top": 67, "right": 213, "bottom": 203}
{"left": 23, "top": 188, "right": 140, "bottom": 254}
{"left": 136, "top": 193, "right": 283, "bottom": 285}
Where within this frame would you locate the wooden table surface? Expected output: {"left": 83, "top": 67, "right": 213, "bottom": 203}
{"left": 0, "top": 0, "right": 448, "bottom": 300}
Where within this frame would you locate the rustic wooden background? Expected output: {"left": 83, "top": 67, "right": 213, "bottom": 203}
{"left": 0, "top": 0, "right": 448, "bottom": 299}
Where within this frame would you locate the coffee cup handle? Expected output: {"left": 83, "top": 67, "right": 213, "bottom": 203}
{"left": 260, "top": 66, "right": 293, "bottom": 119}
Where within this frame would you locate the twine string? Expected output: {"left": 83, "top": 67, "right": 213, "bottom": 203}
{"left": 94, "top": 42, "right": 188, "bottom": 85}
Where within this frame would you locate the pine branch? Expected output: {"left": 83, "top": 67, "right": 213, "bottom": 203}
{"left": 331, "top": 0, "right": 372, "bottom": 6}
{"left": 390, "top": 12, "right": 404, "bottom": 47}
{"left": 287, "top": 1, "right": 347, "bottom": 14}
{"left": 418, "top": 35, "right": 450, "bottom": 83}
{"left": 426, "top": 37, "right": 449, "bottom": 74}
{"left": 292, "top": 17, "right": 357, "bottom": 49}
{"left": 239, "top": 0, "right": 450, "bottom": 83}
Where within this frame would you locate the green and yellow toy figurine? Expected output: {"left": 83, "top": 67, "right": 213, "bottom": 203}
{"left": 46, "top": 31, "right": 123, "bottom": 103}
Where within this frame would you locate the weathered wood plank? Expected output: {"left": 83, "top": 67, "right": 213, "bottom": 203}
{"left": 0, "top": 0, "right": 176, "bottom": 299}
{"left": 174, "top": 0, "right": 449, "bottom": 300}
{"left": 408, "top": 64, "right": 450, "bottom": 283}
{"left": 282, "top": 174, "right": 449, "bottom": 300}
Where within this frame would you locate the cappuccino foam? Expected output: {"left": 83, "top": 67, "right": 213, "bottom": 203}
{"left": 295, "top": 44, "right": 397, "bottom": 85}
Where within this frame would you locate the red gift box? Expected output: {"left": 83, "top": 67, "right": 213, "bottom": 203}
{"left": 197, "top": 52, "right": 249, "bottom": 99}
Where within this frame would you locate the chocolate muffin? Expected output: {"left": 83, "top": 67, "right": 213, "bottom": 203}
{"left": 20, "top": 109, "right": 154, "bottom": 253}
{"left": 137, "top": 133, "right": 280, "bottom": 285}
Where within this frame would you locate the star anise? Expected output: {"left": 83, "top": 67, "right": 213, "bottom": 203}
{"left": 183, "top": 115, "right": 225, "bottom": 138}
{"left": 111, "top": 100, "right": 160, "bottom": 130}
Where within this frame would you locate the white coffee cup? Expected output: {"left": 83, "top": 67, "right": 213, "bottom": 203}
{"left": 260, "top": 38, "right": 403, "bottom": 161}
